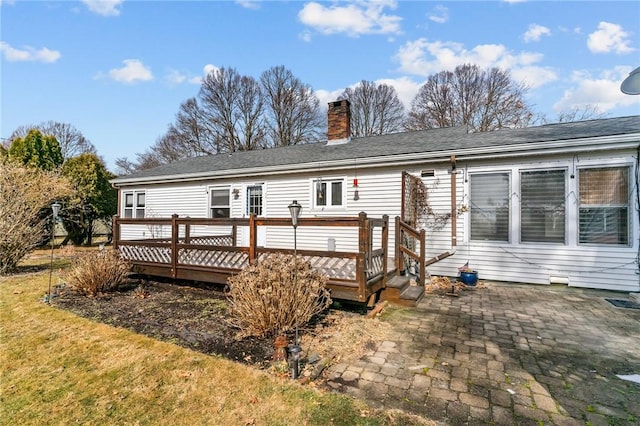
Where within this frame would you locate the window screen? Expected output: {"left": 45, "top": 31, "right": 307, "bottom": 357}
{"left": 520, "top": 170, "right": 565, "bottom": 243}
{"left": 579, "top": 167, "right": 629, "bottom": 245}
{"left": 470, "top": 173, "right": 510, "bottom": 241}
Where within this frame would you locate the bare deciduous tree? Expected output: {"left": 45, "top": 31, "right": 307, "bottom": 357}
{"left": 260, "top": 65, "right": 324, "bottom": 146}
{"left": 9, "top": 121, "right": 96, "bottom": 161}
{"left": 339, "top": 80, "right": 405, "bottom": 137}
{"left": 405, "top": 64, "right": 534, "bottom": 132}
{"left": 554, "top": 105, "right": 608, "bottom": 123}
{"left": 199, "top": 67, "right": 266, "bottom": 152}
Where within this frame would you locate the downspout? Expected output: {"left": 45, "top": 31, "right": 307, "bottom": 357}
{"left": 450, "top": 155, "right": 457, "bottom": 249}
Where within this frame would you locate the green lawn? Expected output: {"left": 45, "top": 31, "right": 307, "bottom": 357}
{"left": 0, "top": 252, "right": 432, "bottom": 426}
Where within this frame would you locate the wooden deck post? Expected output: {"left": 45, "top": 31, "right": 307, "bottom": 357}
{"left": 395, "top": 216, "right": 402, "bottom": 272}
{"left": 231, "top": 225, "right": 237, "bottom": 247}
{"left": 357, "top": 212, "right": 367, "bottom": 302}
{"left": 248, "top": 214, "right": 256, "bottom": 265}
{"left": 185, "top": 222, "right": 191, "bottom": 244}
{"left": 171, "top": 214, "right": 178, "bottom": 279}
{"left": 112, "top": 215, "right": 120, "bottom": 250}
{"left": 419, "top": 228, "right": 426, "bottom": 285}
{"left": 382, "top": 215, "right": 389, "bottom": 287}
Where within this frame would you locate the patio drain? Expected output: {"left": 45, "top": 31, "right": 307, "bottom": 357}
{"left": 605, "top": 298, "right": 640, "bottom": 309}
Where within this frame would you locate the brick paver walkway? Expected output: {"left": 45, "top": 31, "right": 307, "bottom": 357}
{"left": 326, "top": 283, "right": 640, "bottom": 425}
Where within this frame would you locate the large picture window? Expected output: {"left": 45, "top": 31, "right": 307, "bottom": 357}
{"left": 314, "top": 179, "right": 344, "bottom": 208}
{"left": 520, "top": 170, "right": 566, "bottom": 243}
{"left": 123, "top": 191, "right": 145, "bottom": 218}
{"left": 210, "top": 187, "right": 230, "bottom": 218}
{"left": 579, "top": 167, "right": 629, "bottom": 245}
{"left": 470, "top": 173, "right": 510, "bottom": 241}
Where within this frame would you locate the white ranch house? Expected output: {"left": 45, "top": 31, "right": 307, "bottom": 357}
{"left": 111, "top": 101, "right": 640, "bottom": 296}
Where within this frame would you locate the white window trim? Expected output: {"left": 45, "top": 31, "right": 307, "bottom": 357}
{"left": 310, "top": 177, "right": 347, "bottom": 211}
{"left": 517, "top": 167, "right": 568, "bottom": 246}
{"left": 245, "top": 183, "right": 265, "bottom": 217}
{"left": 122, "top": 190, "right": 145, "bottom": 218}
{"left": 208, "top": 185, "right": 231, "bottom": 218}
{"left": 576, "top": 164, "right": 633, "bottom": 247}
{"left": 467, "top": 170, "right": 512, "bottom": 244}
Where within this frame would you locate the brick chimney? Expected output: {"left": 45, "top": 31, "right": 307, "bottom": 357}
{"left": 327, "top": 99, "right": 351, "bottom": 144}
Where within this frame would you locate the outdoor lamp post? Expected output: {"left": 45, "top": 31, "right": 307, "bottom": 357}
{"left": 620, "top": 66, "right": 640, "bottom": 95}
{"left": 47, "top": 202, "right": 61, "bottom": 304}
{"left": 288, "top": 200, "right": 302, "bottom": 257}
{"left": 287, "top": 200, "right": 302, "bottom": 379}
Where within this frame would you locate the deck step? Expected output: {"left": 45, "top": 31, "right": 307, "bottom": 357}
{"left": 379, "top": 275, "right": 424, "bottom": 307}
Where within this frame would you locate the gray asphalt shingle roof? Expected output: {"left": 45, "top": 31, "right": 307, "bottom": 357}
{"left": 113, "top": 115, "right": 639, "bottom": 183}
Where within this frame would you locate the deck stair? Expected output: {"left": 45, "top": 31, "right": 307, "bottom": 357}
{"left": 380, "top": 275, "right": 425, "bottom": 307}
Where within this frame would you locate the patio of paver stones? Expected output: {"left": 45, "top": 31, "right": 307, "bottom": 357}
{"left": 325, "top": 282, "right": 640, "bottom": 425}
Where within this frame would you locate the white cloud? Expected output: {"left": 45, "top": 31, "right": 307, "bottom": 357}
{"left": 587, "top": 22, "right": 634, "bottom": 54}
{"left": 428, "top": 5, "right": 448, "bottom": 24}
{"left": 82, "top": 0, "right": 123, "bottom": 17}
{"left": 394, "top": 38, "right": 557, "bottom": 88}
{"left": 315, "top": 88, "right": 345, "bottom": 110}
{"left": 299, "top": 30, "right": 313, "bottom": 43}
{"left": 553, "top": 66, "right": 639, "bottom": 113}
{"left": 103, "top": 59, "right": 153, "bottom": 84}
{"left": 235, "top": 0, "right": 260, "bottom": 10}
{"left": 374, "top": 76, "right": 422, "bottom": 109}
{"left": 317, "top": 77, "right": 422, "bottom": 113}
{"left": 0, "top": 41, "right": 61, "bottom": 63}
{"left": 185, "top": 64, "right": 220, "bottom": 84}
{"left": 298, "top": 0, "right": 402, "bottom": 37}
{"left": 523, "top": 24, "right": 551, "bottom": 43}
{"left": 166, "top": 69, "right": 187, "bottom": 85}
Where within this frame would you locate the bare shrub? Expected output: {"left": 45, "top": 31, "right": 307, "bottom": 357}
{"left": 227, "top": 253, "right": 331, "bottom": 337}
{"left": 63, "top": 249, "right": 131, "bottom": 296}
{"left": 0, "top": 161, "right": 72, "bottom": 274}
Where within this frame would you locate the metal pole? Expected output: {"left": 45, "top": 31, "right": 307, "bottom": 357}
{"left": 47, "top": 218, "right": 55, "bottom": 304}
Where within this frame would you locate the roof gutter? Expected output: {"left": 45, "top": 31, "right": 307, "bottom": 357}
{"left": 111, "top": 133, "right": 640, "bottom": 187}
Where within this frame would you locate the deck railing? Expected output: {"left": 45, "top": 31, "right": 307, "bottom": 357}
{"left": 113, "top": 213, "right": 388, "bottom": 303}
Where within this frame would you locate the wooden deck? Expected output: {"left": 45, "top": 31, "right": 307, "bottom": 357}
{"left": 113, "top": 213, "right": 390, "bottom": 303}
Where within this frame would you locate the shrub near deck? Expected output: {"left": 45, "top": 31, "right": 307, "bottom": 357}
{"left": 227, "top": 253, "right": 332, "bottom": 337}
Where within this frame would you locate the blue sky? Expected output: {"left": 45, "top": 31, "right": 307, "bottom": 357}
{"left": 2, "top": 0, "right": 639, "bottom": 171}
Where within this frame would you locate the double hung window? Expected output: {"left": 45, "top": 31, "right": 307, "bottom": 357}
{"left": 210, "top": 187, "right": 230, "bottom": 218}
{"left": 124, "top": 191, "right": 145, "bottom": 218}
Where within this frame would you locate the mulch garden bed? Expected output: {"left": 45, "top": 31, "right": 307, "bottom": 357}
{"left": 51, "top": 277, "right": 381, "bottom": 375}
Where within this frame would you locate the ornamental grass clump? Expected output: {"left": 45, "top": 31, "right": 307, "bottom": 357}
{"left": 227, "top": 253, "right": 331, "bottom": 337}
{"left": 64, "top": 249, "right": 130, "bottom": 296}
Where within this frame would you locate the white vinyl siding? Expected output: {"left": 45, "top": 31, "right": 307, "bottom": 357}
{"left": 520, "top": 170, "right": 566, "bottom": 244}
{"left": 115, "top": 150, "right": 639, "bottom": 293}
